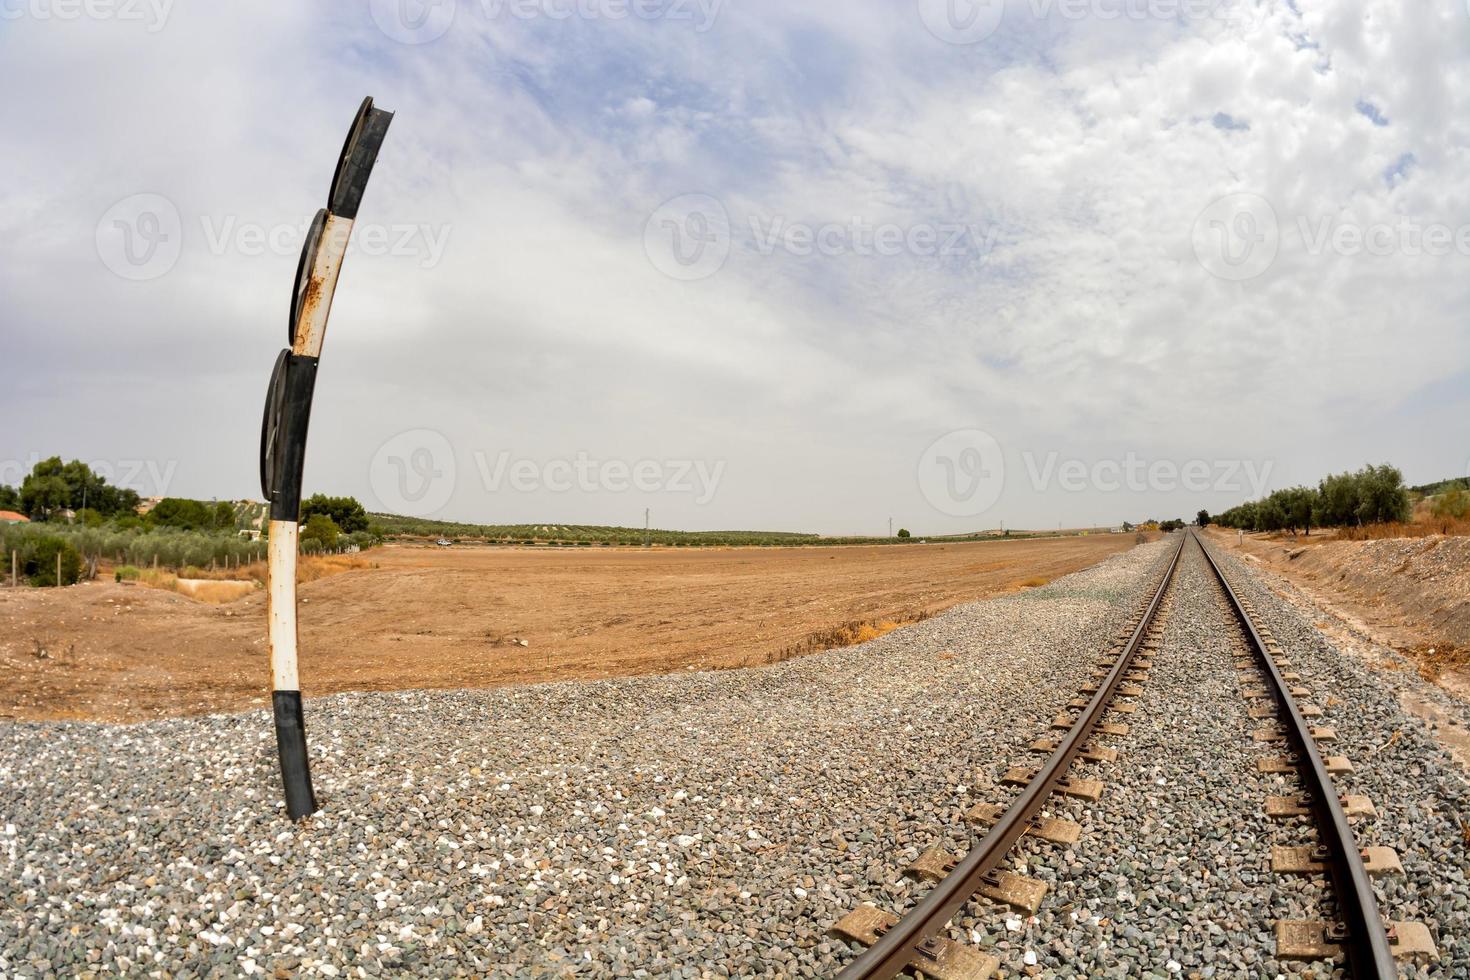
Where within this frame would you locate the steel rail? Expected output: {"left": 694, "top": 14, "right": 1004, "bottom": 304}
{"left": 836, "top": 532, "right": 1188, "bottom": 980}
{"left": 1193, "top": 529, "right": 1396, "bottom": 979}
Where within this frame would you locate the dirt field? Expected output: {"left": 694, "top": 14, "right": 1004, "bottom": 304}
{"left": 1205, "top": 526, "right": 1470, "bottom": 696}
{"left": 0, "top": 535, "right": 1140, "bottom": 722}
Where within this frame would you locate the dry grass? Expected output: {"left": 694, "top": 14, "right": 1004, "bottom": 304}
{"left": 1337, "top": 517, "right": 1470, "bottom": 540}
{"left": 122, "top": 568, "right": 254, "bottom": 604}
{"left": 175, "top": 578, "right": 257, "bottom": 603}
{"left": 767, "top": 610, "right": 932, "bottom": 664}
{"left": 180, "top": 554, "right": 376, "bottom": 585}
{"left": 120, "top": 555, "right": 375, "bottom": 603}
{"left": 1017, "top": 576, "right": 1051, "bottom": 588}
{"left": 1405, "top": 643, "right": 1470, "bottom": 684}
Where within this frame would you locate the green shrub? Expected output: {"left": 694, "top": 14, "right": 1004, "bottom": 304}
{"left": 1433, "top": 488, "right": 1469, "bottom": 520}
{"left": 115, "top": 565, "right": 141, "bottom": 582}
{"left": 300, "top": 514, "right": 340, "bottom": 551}
{"left": 26, "top": 535, "right": 82, "bottom": 587}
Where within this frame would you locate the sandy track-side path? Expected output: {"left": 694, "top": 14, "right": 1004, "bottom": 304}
{"left": 0, "top": 535, "right": 1139, "bottom": 722}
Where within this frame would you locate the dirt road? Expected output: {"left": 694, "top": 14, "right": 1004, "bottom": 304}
{"left": 1, "top": 535, "right": 1141, "bottom": 722}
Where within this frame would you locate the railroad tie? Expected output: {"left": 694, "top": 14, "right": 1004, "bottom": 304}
{"left": 829, "top": 905, "right": 999, "bottom": 980}
{"left": 1264, "top": 794, "right": 1377, "bottom": 820}
{"left": 1028, "top": 737, "right": 1118, "bottom": 764}
{"left": 1271, "top": 844, "right": 1403, "bottom": 876}
{"left": 1275, "top": 920, "right": 1439, "bottom": 964}
{"left": 903, "top": 847, "right": 1047, "bottom": 914}
{"left": 964, "top": 802, "right": 1082, "bottom": 846}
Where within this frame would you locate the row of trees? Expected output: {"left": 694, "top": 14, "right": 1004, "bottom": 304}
{"left": 1, "top": 457, "right": 142, "bottom": 519}
{"left": 1213, "top": 464, "right": 1413, "bottom": 535}
{"left": 0, "top": 456, "right": 379, "bottom": 586}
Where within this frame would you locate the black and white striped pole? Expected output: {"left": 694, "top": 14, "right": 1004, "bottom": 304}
{"left": 259, "top": 97, "right": 393, "bottom": 820}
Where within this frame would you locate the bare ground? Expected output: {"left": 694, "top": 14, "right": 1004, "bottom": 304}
{"left": 0, "top": 535, "right": 1140, "bottom": 723}
{"left": 1204, "top": 527, "right": 1470, "bottom": 697}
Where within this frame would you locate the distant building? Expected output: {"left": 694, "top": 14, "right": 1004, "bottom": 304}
{"left": 0, "top": 511, "right": 28, "bottom": 524}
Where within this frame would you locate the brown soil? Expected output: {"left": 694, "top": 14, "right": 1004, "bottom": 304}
{"left": 1204, "top": 527, "right": 1470, "bottom": 697}
{"left": 0, "top": 535, "right": 1140, "bottom": 723}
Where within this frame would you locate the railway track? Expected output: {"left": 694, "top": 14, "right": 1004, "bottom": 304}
{"left": 829, "top": 530, "right": 1436, "bottom": 979}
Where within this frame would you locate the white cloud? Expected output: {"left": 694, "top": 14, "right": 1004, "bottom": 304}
{"left": 0, "top": 0, "right": 1464, "bottom": 532}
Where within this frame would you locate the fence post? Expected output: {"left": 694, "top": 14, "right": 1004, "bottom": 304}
{"left": 56, "top": 552, "right": 62, "bottom": 588}
{"left": 10, "top": 550, "right": 16, "bottom": 587}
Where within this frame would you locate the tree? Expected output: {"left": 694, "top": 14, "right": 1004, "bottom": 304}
{"left": 0, "top": 485, "right": 18, "bottom": 510}
{"left": 896, "top": 528, "right": 911, "bottom": 538}
{"left": 25, "top": 536, "right": 82, "bottom": 586}
{"left": 148, "top": 498, "right": 213, "bottom": 529}
{"left": 1431, "top": 489, "right": 1469, "bottom": 532}
{"left": 1275, "top": 486, "right": 1317, "bottom": 537}
{"left": 214, "top": 501, "right": 236, "bottom": 529}
{"left": 20, "top": 474, "right": 70, "bottom": 520}
{"left": 1355, "top": 463, "right": 1411, "bottom": 525}
{"left": 1254, "top": 498, "right": 1286, "bottom": 533}
{"left": 1316, "top": 471, "right": 1360, "bottom": 526}
{"left": 1196, "top": 510, "right": 1211, "bottom": 527}
{"left": 300, "top": 494, "right": 369, "bottom": 534}
{"left": 301, "top": 514, "right": 340, "bottom": 550}
{"left": 16, "top": 456, "right": 140, "bottom": 518}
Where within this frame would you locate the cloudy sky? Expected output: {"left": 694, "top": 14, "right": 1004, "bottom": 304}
{"left": 1, "top": 0, "right": 1465, "bottom": 534}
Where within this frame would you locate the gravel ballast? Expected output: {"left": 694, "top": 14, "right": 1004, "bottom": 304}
{"left": 1, "top": 535, "right": 1467, "bottom": 978}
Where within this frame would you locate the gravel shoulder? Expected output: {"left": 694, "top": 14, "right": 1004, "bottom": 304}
{"left": 2, "top": 536, "right": 1466, "bottom": 978}
{"left": 0, "top": 541, "right": 1168, "bottom": 978}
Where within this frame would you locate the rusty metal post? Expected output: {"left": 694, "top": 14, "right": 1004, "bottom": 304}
{"left": 259, "top": 97, "right": 394, "bottom": 820}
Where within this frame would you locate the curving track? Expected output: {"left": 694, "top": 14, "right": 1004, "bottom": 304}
{"left": 830, "top": 530, "right": 1434, "bottom": 979}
